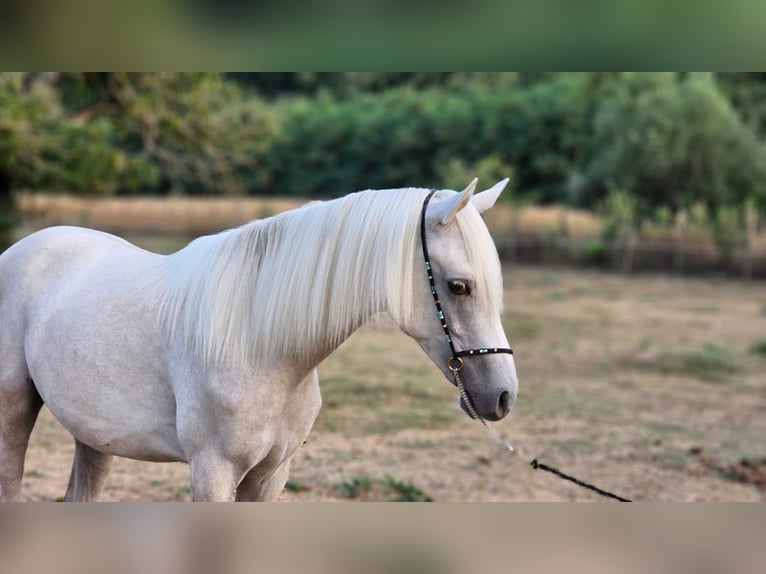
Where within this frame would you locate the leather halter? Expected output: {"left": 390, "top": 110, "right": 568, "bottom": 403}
{"left": 419, "top": 190, "right": 513, "bottom": 374}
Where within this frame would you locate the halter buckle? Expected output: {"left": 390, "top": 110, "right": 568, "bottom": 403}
{"left": 447, "top": 356, "right": 464, "bottom": 372}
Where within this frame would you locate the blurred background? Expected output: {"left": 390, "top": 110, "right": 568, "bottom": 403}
{"left": 3, "top": 72, "right": 766, "bottom": 276}
{"left": 4, "top": 72, "right": 765, "bottom": 501}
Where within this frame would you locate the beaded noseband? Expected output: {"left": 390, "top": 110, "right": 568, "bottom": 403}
{"left": 419, "top": 190, "right": 513, "bottom": 379}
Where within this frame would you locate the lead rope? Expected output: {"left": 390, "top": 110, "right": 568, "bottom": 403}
{"left": 529, "top": 460, "right": 632, "bottom": 502}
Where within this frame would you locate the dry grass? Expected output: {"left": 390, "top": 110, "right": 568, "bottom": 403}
{"left": 18, "top": 193, "right": 766, "bottom": 256}
{"left": 16, "top": 192, "right": 307, "bottom": 237}
{"left": 483, "top": 203, "right": 601, "bottom": 237}
{"left": 18, "top": 262, "right": 766, "bottom": 502}
{"left": 17, "top": 192, "right": 602, "bottom": 240}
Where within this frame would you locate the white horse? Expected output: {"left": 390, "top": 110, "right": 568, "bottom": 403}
{"left": 0, "top": 179, "right": 518, "bottom": 501}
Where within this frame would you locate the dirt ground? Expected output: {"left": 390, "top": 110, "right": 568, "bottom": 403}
{"left": 18, "top": 265, "right": 766, "bottom": 502}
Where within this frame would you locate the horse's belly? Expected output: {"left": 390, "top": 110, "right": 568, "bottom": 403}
{"left": 35, "top": 366, "right": 186, "bottom": 462}
{"left": 28, "top": 330, "right": 186, "bottom": 461}
{"left": 45, "top": 389, "right": 184, "bottom": 462}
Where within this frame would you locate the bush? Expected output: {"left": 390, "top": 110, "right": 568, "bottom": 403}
{"left": 264, "top": 76, "right": 592, "bottom": 198}
{"left": 0, "top": 74, "right": 158, "bottom": 194}
{"left": 749, "top": 339, "right": 766, "bottom": 356}
{"left": 436, "top": 154, "right": 514, "bottom": 192}
{"left": 572, "top": 73, "right": 766, "bottom": 212}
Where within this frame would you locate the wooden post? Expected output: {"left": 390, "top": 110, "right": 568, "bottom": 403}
{"left": 673, "top": 209, "right": 686, "bottom": 277}
{"left": 558, "top": 207, "right": 569, "bottom": 264}
{"left": 621, "top": 228, "right": 636, "bottom": 274}
{"left": 743, "top": 203, "right": 757, "bottom": 279}
{"left": 508, "top": 207, "right": 520, "bottom": 263}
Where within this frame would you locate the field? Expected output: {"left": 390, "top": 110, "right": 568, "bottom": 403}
{"left": 18, "top": 257, "right": 766, "bottom": 501}
{"left": 15, "top": 192, "right": 600, "bottom": 239}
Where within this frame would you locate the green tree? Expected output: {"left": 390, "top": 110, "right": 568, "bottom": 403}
{"left": 572, "top": 73, "right": 766, "bottom": 213}
{"left": 56, "top": 73, "right": 278, "bottom": 195}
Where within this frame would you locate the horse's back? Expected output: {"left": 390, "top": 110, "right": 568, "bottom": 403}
{"left": 2, "top": 226, "right": 159, "bottom": 319}
{"left": 2, "top": 225, "right": 150, "bottom": 285}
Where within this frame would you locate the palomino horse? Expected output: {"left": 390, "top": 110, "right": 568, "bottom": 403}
{"left": 0, "top": 179, "right": 518, "bottom": 501}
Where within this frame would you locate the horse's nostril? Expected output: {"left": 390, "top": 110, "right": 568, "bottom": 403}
{"left": 496, "top": 390, "right": 510, "bottom": 418}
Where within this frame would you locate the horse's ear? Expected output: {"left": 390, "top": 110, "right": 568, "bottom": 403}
{"left": 437, "top": 178, "right": 478, "bottom": 225}
{"left": 471, "top": 178, "right": 509, "bottom": 213}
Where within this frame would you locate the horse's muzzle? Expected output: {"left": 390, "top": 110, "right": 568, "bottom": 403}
{"left": 459, "top": 389, "right": 512, "bottom": 421}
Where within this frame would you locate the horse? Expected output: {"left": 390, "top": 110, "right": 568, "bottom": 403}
{"left": 0, "top": 178, "right": 518, "bottom": 501}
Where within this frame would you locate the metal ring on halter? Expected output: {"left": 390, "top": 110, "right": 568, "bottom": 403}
{"left": 447, "top": 356, "right": 464, "bottom": 372}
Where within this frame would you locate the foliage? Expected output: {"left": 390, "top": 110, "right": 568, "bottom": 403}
{"left": 711, "top": 205, "right": 746, "bottom": 258}
{"left": 383, "top": 474, "right": 433, "bottom": 502}
{"left": 284, "top": 479, "right": 311, "bottom": 492}
{"left": 0, "top": 73, "right": 157, "bottom": 194}
{"left": 227, "top": 72, "right": 524, "bottom": 99}
{"left": 599, "top": 185, "right": 638, "bottom": 241}
{"left": 338, "top": 474, "right": 433, "bottom": 501}
{"left": 572, "top": 73, "right": 766, "bottom": 213}
{"left": 264, "top": 74, "right": 593, "bottom": 198}
{"left": 436, "top": 154, "right": 514, "bottom": 193}
{"left": 339, "top": 475, "right": 375, "bottom": 498}
{"left": 749, "top": 339, "right": 766, "bottom": 356}
{"left": 56, "top": 73, "right": 278, "bottom": 195}
{"left": 3, "top": 72, "right": 766, "bottom": 224}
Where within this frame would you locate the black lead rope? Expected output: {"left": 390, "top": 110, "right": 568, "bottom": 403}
{"left": 530, "top": 459, "right": 632, "bottom": 502}
{"left": 420, "top": 190, "right": 631, "bottom": 502}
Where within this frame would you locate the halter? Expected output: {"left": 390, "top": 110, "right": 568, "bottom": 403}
{"left": 419, "top": 190, "right": 513, "bottom": 416}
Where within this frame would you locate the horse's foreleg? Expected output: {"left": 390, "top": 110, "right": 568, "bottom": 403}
{"left": 64, "top": 440, "right": 113, "bottom": 501}
{"left": 235, "top": 461, "right": 292, "bottom": 502}
{"left": 189, "top": 454, "right": 238, "bottom": 501}
{"left": 0, "top": 381, "right": 42, "bottom": 501}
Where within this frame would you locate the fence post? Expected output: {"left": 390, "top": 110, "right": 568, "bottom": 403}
{"left": 621, "top": 228, "right": 636, "bottom": 274}
{"left": 557, "top": 207, "right": 570, "bottom": 264}
{"left": 508, "top": 207, "right": 520, "bottom": 263}
{"left": 743, "top": 203, "right": 757, "bottom": 279}
{"left": 673, "top": 209, "right": 686, "bottom": 277}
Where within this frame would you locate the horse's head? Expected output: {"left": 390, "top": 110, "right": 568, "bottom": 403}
{"left": 401, "top": 178, "right": 518, "bottom": 421}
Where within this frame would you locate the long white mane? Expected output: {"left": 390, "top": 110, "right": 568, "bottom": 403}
{"left": 147, "top": 187, "right": 502, "bottom": 367}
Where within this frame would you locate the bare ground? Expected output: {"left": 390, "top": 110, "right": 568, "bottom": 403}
{"left": 19, "top": 266, "right": 766, "bottom": 501}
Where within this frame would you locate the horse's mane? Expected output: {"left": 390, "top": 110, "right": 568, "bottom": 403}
{"left": 148, "top": 187, "right": 502, "bottom": 367}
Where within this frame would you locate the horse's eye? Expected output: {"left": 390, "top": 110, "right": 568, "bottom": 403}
{"left": 448, "top": 280, "right": 471, "bottom": 296}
